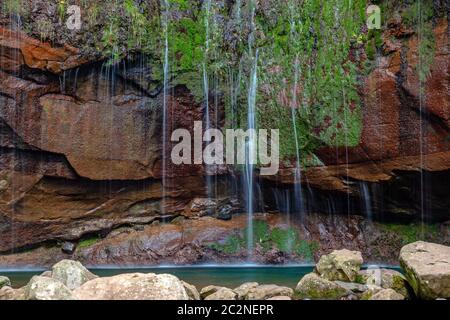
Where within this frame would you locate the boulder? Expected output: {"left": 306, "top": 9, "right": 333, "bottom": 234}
{"left": 200, "top": 285, "right": 225, "bottom": 299}
{"left": 315, "top": 249, "right": 364, "bottom": 282}
{"left": 24, "top": 276, "right": 73, "bottom": 300}
{"left": 61, "top": 242, "right": 77, "bottom": 254}
{"left": 360, "top": 285, "right": 384, "bottom": 300}
{"left": 40, "top": 271, "right": 53, "bottom": 277}
{"left": 295, "top": 273, "right": 351, "bottom": 300}
{"left": 0, "top": 276, "right": 11, "bottom": 289}
{"left": 364, "top": 268, "right": 411, "bottom": 298}
{"left": 334, "top": 281, "right": 368, "bottom": 294}
{"left": 0, "top": 286, "right": 26, "bottom": 300}
{"left": 369, "top": 288, "right": 405, "bottom": 300}
{"left": 51, "top": 260, "right": 98, "bottom": 290}
{"left": 182, "top": 281, "right": 200, "bottom": 300}
{"left": 204, "top": 288, "right": 238, "bottom": 300}
{"left": 72, "top": 273, "right": 189, "bottom": 300}
{"left": 266, "top": 296, "right": 292, "bottom": 300}
{"left": 246, "top": 285, "right": 294, "bottom": 300}
{"left": 399, "top": 241, "right": 450, "bottom": 299}
{"left": 234, "top": 282, "right": 259, "bottom": 300}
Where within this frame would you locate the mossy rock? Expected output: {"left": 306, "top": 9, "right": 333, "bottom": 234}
{"left": 315, "top": 249, "right": 364, "bottom": 282}
{"left": 0, "top": 276, "right": 11, "bottom": 289}
{"left": 295, "top": 273, "right": 351, "bottom": 300}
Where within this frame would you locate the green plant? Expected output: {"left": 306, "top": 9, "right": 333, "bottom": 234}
{"left": 209, "top": 220, "right": 320, "bottom": 261}
{"left": 270, "top": 227, "right": 298, "bottom": 253}
{"left": 36, "top": 18, "right": 54, "bottom": 41}
{"left": 101, "top": 12, "right": 122, "bottom": 63}
{"left": 209, "top": 235, "right": 244, "bottom": 254}
{"left": 87, "top": 3, "right": 100, "bottom": 27}
{"left": 295, "top": 240, "right": 319, "bottom": 262}
{"left": 3, "top": 0, "right": 30, "bottom": 18}
{"left": 401, "top": 0, "right": 436, "bottom": 82}
{"left": 57, "top": 0, "right": 68, "bottom": 22}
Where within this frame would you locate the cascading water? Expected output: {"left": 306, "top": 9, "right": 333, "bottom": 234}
{"left": 417, "top": 0, "right": 426, "bottom": 236}
{"left": 161, "top": 0, "right": 170, "bottom": 214}
{"left": 244, "top": 49, "right": 258, "bottom": 258}
{"left": 203, "top": 0, "right": 214, "bottom": 202}
{"left": 360, "top": 182, "right": 373, "bottom": 221}
{"left": 290, "top": 57, "right": 304, "bottom": 219}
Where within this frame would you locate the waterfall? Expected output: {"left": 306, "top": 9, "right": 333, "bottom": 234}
{"left": 418, "top": 0, "right": 426, "bottom": 236}
{"left": 203, "top": 0, "right": 213, "bottom": 201}
{"left": 360, "top": 182, "right": 373, "bottom": 221}
{"left": 291, "top": 57, "right": 304, "bottom": 219}
{"left": 244, "top": 49, "right": 258, "bottom": 258}
{"left": 6, "top": 6, "right": 24, "bottom": 253}
{"left": 161, "top": 0, "right": 170, "bottom": 214}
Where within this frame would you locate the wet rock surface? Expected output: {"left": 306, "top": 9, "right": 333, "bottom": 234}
{"left": 0, "top": 213, "right": 448, "bottom": 268}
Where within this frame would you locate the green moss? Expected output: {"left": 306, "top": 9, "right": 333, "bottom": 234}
{"left": 209, "top": 220, "right": 319, "bottom": 259}
{"left": 295, "top": 240, "right": 319, "bottom": 262}
{"left": 401, "top": 0, "right": 436, "bottom": 82}
{"left": 354, "top": 274, "right": 366, "bottom": 285}
{"left": 209, "top": 235, "right": 245, "bottom": 255}
{"left": 381, "top": 223, "right": 440, "bottom": 245}
{"left": 169, "top": 17, "right": 206, "bottom": 73}
{"left": 5, "top": 0, "right": 393, "bottom": 165}
{"left": 244, "top": 0, "right": 368, "bottom": 160}
{"left": 77, "top": 237, "right": 100, "bottom": 250}
{"left": 271, "top": 227, "right": 298, "bottom": 253}
{"left": 365, "top": 29, "right": 383, "bottom": 61}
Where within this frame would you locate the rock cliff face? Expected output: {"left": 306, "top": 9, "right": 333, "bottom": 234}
{"left": 0, "top": 1, "right": 448, "bottom": 263}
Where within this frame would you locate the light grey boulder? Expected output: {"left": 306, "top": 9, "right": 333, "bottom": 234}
{"left": 234, "top": 282, "right": 259, "bottom": 300}
{"left": 200, "top": 285, "right": 225, "bottom": 299}
{"left": 51, "top": 260, "right": 98, "bottom": 290}
{"left": 369, "top": 288, "right": 405, "bottom": 300}
{"left": 0, "top": 286, "right": 26, "bottom": 300}
{"left": 246, "top": 285, "right": 294, "bottom": 300}
{"left": 25, "top": 276, "right": 74, "bottom": 300}
{"left": 400, "top": 241, "right": 450, "bottom": 300}
{"left": 266, "top": 296, "right": 292, "bottom": 300}
{"left": 360, "top": 284, "right": 384, "bottom": 300}
{"left": 182, "top": 281, "right": 200, "bottom": 300}
{"left": 315, "top": 249, "right": 363, "bottom": 282}
{"left": 40, "top": 271, "right": 53, "bottom": 278}
{"left": 334, "top": 281, "right": 368, "bottom": 294}
{"left": 296, "top": 273, "right": 351, "bottom": 300}
{"left": 72, "top": 273, "right": 189, "bottom": 300}
{"left": 204, "top": 288, "right": 238, "bottom": 300}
